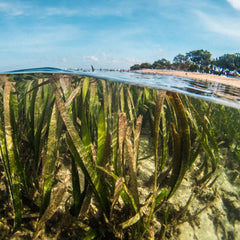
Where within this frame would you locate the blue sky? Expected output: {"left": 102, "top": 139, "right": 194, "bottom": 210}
{"left": 0, "top": 0, "right": 240, "bottom": 70}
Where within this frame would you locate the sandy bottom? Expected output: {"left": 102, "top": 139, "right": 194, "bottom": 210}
{"left": 134, "top": 69, "right": 240, "bottom": 88}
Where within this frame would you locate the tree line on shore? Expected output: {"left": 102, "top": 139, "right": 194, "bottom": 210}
{"left": 130, "top": 49, "right": 240, "bottom": 77}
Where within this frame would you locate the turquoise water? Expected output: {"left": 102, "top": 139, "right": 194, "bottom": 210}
{"left": 2, "top": 67, "right": 240, "bottom": 108}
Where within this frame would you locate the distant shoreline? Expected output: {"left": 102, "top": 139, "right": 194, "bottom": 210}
{"left": 134, "top": 69, "right": 240, "bottom": 88}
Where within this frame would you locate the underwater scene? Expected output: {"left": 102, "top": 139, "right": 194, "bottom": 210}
{"left": 0, "top": 71, "right": 240, "bottom": 240}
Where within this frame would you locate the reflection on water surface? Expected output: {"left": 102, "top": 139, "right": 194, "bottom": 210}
{"left": 2, "top": 67, "right": 240, "bottom": 108}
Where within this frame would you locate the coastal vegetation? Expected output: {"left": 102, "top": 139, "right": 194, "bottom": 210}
{"left": 130, "top": 49, "right": 240, "bottom": 77}
{"left": 0, "top": 73, "right": 239, "bottom": 239}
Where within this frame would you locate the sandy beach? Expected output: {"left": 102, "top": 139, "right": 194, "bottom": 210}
{"left": 134, "top": 69, "right": 240, "bottom": 88}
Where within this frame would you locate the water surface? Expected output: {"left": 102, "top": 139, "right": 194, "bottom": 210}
{"left": 2, "top": 67, "right": 240, "bottom": 108}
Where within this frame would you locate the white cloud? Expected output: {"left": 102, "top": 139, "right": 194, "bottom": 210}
{"left": 226, "top": 0, "right": 240, "bottom": 10}
{"left": 196, "top": 10, "right": 240, "bottom": 39}
{"left": 82, "top": 56, "right": 99, "bottom": 62}
{"left": 45, "top": 7, "right": 79, "bottom": 17}
{"left": 0, "top": 25, "right": 81, "bottom": 53}
{"left": 125, "top": 57, "right": 142, "bottom": 64}
{"left": 0, "top": 2, "right": 29, "bottom": 16}
{"left": 0, "top": 2, "right": 80, "bottom": 18}
{"left": 58, "top": 57, "right": 67, "bottom": 63}
{"left": 80, "top": 52, "right": 143, "bottom": 69}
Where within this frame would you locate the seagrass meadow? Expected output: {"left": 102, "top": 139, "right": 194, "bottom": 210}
{"left": 0, "top": 73, "right": 240, "bottom": 239}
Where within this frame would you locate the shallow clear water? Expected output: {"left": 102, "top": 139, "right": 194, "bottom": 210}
{"left": 0, "top": 69, "right": 240, "bottom": 239}
{"left": 2, "top": 67, "right": 240, "bottom": 108}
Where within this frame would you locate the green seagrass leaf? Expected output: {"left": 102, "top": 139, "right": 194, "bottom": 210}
{"left": 3, "top": 79, "right": 22, "bottom": 229}
{"left": 155, "top": 188, "right": 169, "bottom": 205}
{"left": 82, "top": 77, "right": 90, "bottom": 104}
{"left": 167, "top": 92, "right": 190, "bottom": 198}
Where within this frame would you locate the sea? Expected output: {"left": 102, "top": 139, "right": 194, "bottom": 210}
{"left": 0, "top": 67, "right": 240, "bottom": 240}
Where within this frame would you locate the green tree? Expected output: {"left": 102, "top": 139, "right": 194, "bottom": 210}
{"left": 152, "top": 58, "right": 171, "bottom": 69}
{"left": 188, "top": 64, "right": 199, "bottom": 72}
{"left": 130, "top": 64, "right": 141, "bottom": 70}
{"left": 215, "top": 54, "right": 235, "bottom": 71}
{"left": 140, "top": 62, "right": 152, "bottom": 69}
{"left": 186, "top": 49, "right": 212, "bottom": 72}
{"left": 215, "top": 53, "right": 240, "bottom": 73}
{"left": 172, "top": 54, "right": 190, "bottom": 70}
{"left": 235, "top": 53, "right": 240, "bottom": 72}
{"left": 173, "top": 54, "right": 187, "bottom": 64}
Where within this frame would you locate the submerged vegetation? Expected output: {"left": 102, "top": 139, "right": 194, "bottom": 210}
{"left": 0, "top": 73, "right": 239, "bottom": 239}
